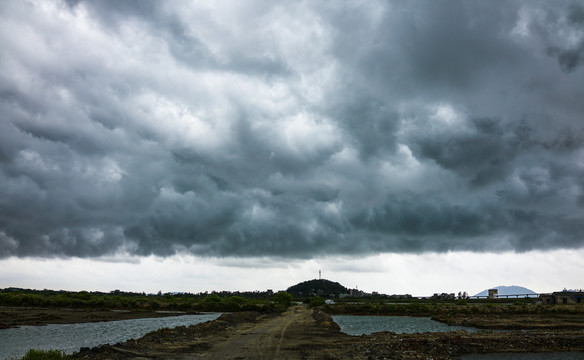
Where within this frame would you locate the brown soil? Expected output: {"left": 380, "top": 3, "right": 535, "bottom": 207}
{"left": 72, "top": 305, "right": 584, "bottom": 360}
{"left": 0, "top": 306, "right": 188, "bottom": 329}
{"left": 432, "top": 312, "right": 584, "bottom": 330}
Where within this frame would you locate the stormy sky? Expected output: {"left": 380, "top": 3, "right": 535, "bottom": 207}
{"left": 1, "top": 0, "right": 584, "bottom": 293}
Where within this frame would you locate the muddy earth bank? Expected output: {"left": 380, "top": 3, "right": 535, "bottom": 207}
{"left": 0, "top": 306, "right": 189, "bottom": 329}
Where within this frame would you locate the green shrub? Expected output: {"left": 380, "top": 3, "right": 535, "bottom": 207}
{"left": 149, "top": 300, "right": 161, "bottom": 309}
{"left": 309, "top": 296, "right": 326, "bottom": 308}
{"left": 229, "top": 296, "right": 247, "bottom": 305}
{"left": 407, "top": 302, "right": 422, "bottom": 313}
{"left": 145, "top": 327, "right": 168, "bottom": 336}
{"left": 272, "top": 291, "right": 293, "bottom": 308}
{"left": 20, "top": 349, "right": 69, "bottom": 360}
{"left": 204, "top": 294, "right": 222, "bottom": 303}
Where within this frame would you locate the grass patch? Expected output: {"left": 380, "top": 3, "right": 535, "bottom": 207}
{"left": 19, "top": 349, "right": 69, "bottom": 360}
{"left": 145, "top": 327, "right": 169, "bottom": 336}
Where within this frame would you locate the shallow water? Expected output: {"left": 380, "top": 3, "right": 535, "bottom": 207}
{"left": 0, "top": 313, "right": 220, "bottom": 360}
{"left": 332, "top": 315, "right": 480, "bottom": 335}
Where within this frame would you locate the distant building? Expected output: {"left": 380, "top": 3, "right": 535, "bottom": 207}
{"left": 488, "top": 289, "right": 498, "bottom": 299}
{"left": 432, "top": 293, "right": 455, "bottom": 300}
{"left": 389, "top": 294, "right": 413, "bottom": 300}
{"left": 539, "top": 291, "right": 584, "bottom": 305}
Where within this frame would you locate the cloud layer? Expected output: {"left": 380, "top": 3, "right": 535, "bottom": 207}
{"left": 1, "top": 0, "right": 584, "bottom": 259}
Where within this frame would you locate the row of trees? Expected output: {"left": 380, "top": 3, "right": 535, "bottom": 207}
{"left": 0, "top": 288, "right": 295, "bottom": 313}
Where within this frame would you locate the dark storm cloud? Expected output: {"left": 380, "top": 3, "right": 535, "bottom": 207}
{"left": 409, "top": 117, "right": 529, "bottom": 186}
{"left": 1, "top": 0, "right": 583, "bottom": 259}
{"left": 541, "top": 2, "right": 584, "bottom": 72}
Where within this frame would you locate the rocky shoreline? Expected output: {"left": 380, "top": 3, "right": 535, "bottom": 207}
{"left": 356, "top": 330, "right": 584, "bottom": 359}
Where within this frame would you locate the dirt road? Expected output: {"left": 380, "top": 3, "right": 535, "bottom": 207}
{"left": 199, "top": 306, "right": 308, "bottom": 359}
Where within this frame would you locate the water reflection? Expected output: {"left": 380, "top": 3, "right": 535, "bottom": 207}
{"left": 332, "top": 315, "right": 479, "bottom": 335}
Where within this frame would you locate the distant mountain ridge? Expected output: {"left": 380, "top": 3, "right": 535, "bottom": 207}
{"left": 473, "top": 285, "right": 537, "bottom": 297}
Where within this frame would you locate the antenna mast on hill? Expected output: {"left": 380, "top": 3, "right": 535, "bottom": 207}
{"left": 319, "top": 270, "right": 321, "bottom": 280}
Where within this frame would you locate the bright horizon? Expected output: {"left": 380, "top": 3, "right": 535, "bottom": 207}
{"left": 2, "top": 249, "right": 582, "bottom": 297}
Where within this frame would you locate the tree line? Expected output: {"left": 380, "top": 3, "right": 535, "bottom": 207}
{"left": 0, "top": 288, "right": 294, "bottom": 313}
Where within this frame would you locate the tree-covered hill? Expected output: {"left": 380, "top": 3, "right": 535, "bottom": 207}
{"left": 287, "top": 279, "right": 349, "bottom": 297}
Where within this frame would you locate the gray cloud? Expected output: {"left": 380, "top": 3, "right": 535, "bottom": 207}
{"left": 540, "top": 2, "right": 584, "bottom": 72}
{"left": 1, "top": 0, "right": 583, "bottom": 259}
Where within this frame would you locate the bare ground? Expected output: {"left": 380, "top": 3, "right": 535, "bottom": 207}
{"left": 432, "top": 312, "right": 584, "bottom": 330}
{"left": 0, "top": 306, "right": 187, "bottom": 329}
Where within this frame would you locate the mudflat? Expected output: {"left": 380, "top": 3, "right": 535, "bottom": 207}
{"left": 73, "top": 305, "right": 584, "bottom": 360}
{"left": 0, "top": 306, "right": 187, "bottom": 329}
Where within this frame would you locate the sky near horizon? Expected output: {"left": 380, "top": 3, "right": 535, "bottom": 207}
{"left": 1, "top": 0, "right": 583, "bottom": 296}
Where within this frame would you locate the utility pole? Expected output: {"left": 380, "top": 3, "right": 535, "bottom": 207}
{"left": 319, "top": 270, "right": 321, "bottom": 280}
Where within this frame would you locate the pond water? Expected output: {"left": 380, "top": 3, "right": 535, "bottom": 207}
{"left": 332, "top": 315, "right": 480, "bottom": 335}
{"left": 0, "top": 313, "right": 220, "bottom": 360}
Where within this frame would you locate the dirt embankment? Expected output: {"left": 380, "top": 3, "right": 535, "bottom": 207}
{"left": 0, "top": 306, "right": 189, "bottom": 329}
{"left": 432, "top": 312, "right": 584, "bottom": 330}
{"left": 72, "top": 305, "right": 584, "bottom": 360}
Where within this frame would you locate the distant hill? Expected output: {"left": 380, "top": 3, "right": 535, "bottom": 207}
{"left": 473, "top": 285, "right": 537, "bottom": 297}
{"left": 287, "top": 279, "right": 348, "bottom": 297}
